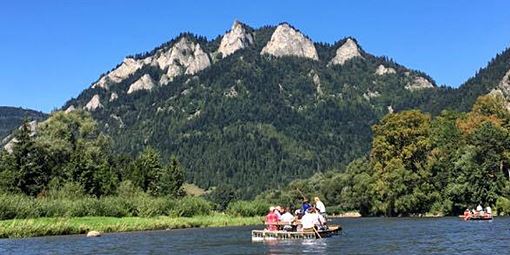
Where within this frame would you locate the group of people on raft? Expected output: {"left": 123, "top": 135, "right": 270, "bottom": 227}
{"left": 265, "top": 197, "right": 327, "bottom": 232}
{"left": 463, "top": 204, "right": 492, "bottom": 220}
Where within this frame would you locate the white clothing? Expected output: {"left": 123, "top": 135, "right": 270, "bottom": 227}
{"left": 476, "top": 205, "right": 483, "bottom": 211}
{"left": 280, "top": 212, "right": 295, "bottom": 224}
{"left": 486, "top": 207, "right": 492, "bottom": 214}
{"left": 316, "top": 201, "right": 326, "bottom": 213}
{"left": 301, "top": 213, "right": 317, "bottom": 229}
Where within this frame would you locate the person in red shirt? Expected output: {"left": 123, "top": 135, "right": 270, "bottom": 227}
{"left": 265, "top": 206, "right": 279, "bottom": 231}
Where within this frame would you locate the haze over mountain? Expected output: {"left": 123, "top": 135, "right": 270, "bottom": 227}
{"left": 3, "top": 20, "right": 510, "bottom": 197}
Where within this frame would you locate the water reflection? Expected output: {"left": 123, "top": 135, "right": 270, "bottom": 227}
{"left": 260, "top": 237, "right": 328, "bottom": 254}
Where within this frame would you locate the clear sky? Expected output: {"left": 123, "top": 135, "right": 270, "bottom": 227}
{"left": 1, "top": 0, "right": 510, "bottom": 113}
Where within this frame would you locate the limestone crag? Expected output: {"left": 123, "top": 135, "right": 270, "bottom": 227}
{"left": 110, "top": 92, "right": 118, "bottom": 102}
{"left": 261, "top": 24, "right": 318, "bottom": 60}
{"left": 405, "top": 76, "right": 434, "bottom": 91}
{"left": 84, "top": 94, "right": 103, "bottom": 111}
{"left": 92, "top": 58, "right": 150, "bottom": 89}
{"left": 488, "top": 69, "right": 510, "bottom": 110}
{"left": 496, "top": 69, "right": 510, "bottom": 96}
{"left": 329, "top": 38, "right": 362, "bottom": 66}
{"left": 218, "top": 21, "right": 254, "bottom": 57}
{"left": 153, "top": 37, "right": 211, "bottom": 85}
{"left": 127, "top": 74, "right": 156, "bottom": 94}
{"left": 308, "top": 70, "right": 323, "bottom": 96}
{"left": 64, "top": 105, "right": 76, "bottom": 113}
{"left": 375, "top": 65, "right": 396, "bottom": 75}
{"left": 3, "top": 120, "right": 38, "bottom": 153}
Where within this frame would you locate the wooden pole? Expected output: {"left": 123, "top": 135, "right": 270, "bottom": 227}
{"left": 313, "top": 227, "right": 322, "bottom": 239}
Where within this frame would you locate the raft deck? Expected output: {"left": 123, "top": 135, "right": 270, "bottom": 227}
{"left": 251, "top": 225, "right": 341, "bottom": 241}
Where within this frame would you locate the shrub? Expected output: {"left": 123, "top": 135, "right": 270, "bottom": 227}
{"left": 496, "top": 197, "right": 510, "bottom": 215}
{"left": 134, "top": 195, "right": 175, "bottom": 217}
{"left": 173, "top": 196, "right": 212, "bottom": 217}
{"left": 46, "top": 182, "right": 86, "bottom": 200}
{"left": 116, "top": 180, "right": 143, "bottom": 198}
{"left": 226, "top": 200, "right": 269, "bottom": 217}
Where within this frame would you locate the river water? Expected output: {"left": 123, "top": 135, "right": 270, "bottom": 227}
{"left": 0, "top": 217, "right": 508, "bottom": 254}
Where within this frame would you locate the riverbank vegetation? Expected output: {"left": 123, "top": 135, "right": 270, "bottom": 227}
{"left": 260, "top": 94, "right": 510, "bottom": 216}
{"left": 0, "top": 214, "right": 262, "bottom": 238}
{"left": 2, "top": 93, "right": 510, "bottom": 237}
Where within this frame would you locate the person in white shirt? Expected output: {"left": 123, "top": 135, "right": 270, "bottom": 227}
{"left": 314, "top": 197, "right": 326, "bottom": 214}
{"left": 280, "top": 207, "right": 295, "bottom": 231}
{"left": 301, "top": 209, "right": 317, "bottom": 230}
{"left": 486, "top": 206, "right": 492, "bottom": 216}
{"left": 301, "top": 207, "right": 325, "bottom": 231}
{"left": 476, "top": 204, "right": 483, "bottom": 212}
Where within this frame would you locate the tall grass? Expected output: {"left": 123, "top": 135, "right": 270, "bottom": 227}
{"left": 0, "top": 193, "right": 212, "bottom": 220}
{"left": 0, "top": 214, "right": 263, "bottom": 238}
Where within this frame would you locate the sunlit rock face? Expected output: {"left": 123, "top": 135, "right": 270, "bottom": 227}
{"left": 405, "top": 76, "right": 434, "bottom": 91}
{"left": 218, "top": 21, "right": 254, "bottom": 58}
{"left": 375, "top": 64, "right": 396, "bottom": 75}
{"left": 488, "top": 68, "right": 510, "bottom": 110}
{"left": 3, "top": 120, "right": 38, "bottom": 153}
{"left": 127, "top": 74, "right": 156, "bottom": 94}
{"left": 329, "top": 38, "right": 362, "bottom": 66}
{"left": 153, "top": 37, "right": 211, "bottom": 85}
{"left": 92, "top": 58, "right": 150, "bottom": 89}
{"left": 84, "top": 94, "right": 103, "bottom": 111}
{"left": 261, "top": 23, "right": 318, "bottom": 60}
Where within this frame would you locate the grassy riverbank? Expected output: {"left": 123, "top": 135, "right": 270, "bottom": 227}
{"left": 0, "top": 214, "right": 262, "bottom": 238}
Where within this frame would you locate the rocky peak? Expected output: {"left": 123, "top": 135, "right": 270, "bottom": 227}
{"left": 375, "top": 65, "right": 396, "bottom": 75}
{"left": 218, "top": 20, "right": 254, "bottom": 58}
{"left": 92, "top": 57, "right": 149, "bottom": 89}
{"left": 261, "top": 23, "right": 318, "bottom": 60}
{"left": 127, "top": 74, "right": 156, "bottom": 94}
{"left": 329, "top": 38, "right": 362, "bottom": 66}
{"left": 84, "top": 94, "right": 103, "bottom": 111}
{"left": 154, "top": 37, "right": 211, "bottom": 84}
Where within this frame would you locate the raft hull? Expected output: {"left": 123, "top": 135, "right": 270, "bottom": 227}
{"left": 251, "top": 225, "right": 341, "bottom": 241}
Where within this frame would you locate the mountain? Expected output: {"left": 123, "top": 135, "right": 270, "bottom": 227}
{"left": 57, "top": 21, "right": 508, "bottom": 197}
{"left": 0, "top": 106, "right": 47, "bottom": 142}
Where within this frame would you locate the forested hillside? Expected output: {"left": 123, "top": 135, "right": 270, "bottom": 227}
{"left": 0, "top": 107, "right": 46, "bottom": 141}
{"left": 23, "top": 21, "right": 507, "bottom": 198}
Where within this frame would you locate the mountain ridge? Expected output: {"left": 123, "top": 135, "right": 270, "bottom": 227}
{"left": 17, "top": 21, "right": 510, "bottom": 197}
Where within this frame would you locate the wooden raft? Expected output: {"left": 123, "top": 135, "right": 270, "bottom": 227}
{"left": 251, "top": 225, "right": 341, "bottom": 241}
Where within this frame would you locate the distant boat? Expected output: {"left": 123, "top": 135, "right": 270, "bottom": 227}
{"left": 459, "top": 215, "right": 493, "bottom": 221}
{"left": 251, "top": 224, "right": 341, "bottom": 241}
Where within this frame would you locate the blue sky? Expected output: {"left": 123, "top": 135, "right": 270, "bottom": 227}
{"left": 1, "top": 0, "right": 509, "bottom": 113}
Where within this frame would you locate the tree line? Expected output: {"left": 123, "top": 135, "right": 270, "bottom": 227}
{"left": 0, "top": 111, "right": 184, "bottom": 198}
{"left": 260, "top": 94, "right": 510, "bottom": 216}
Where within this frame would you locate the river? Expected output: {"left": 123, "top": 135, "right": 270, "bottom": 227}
{"left": 0, "top": 217, "right": 507, "bottom": 254}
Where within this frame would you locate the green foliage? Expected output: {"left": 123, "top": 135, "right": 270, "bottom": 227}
{"left": 205, "top": 184, "right": 239, "bottom": 211}
{"left": 495, "top": 197, "right": 510, "bottom": 215}
{"left": 173, "top": 196, "right": 212, "bottom": 217}
{"left": 226, "top": 200, "right": 270, "bottom": 217}
{"left": 265, "top": 94, "right": 510, "bottom": 216}
{"left": 0, "top": 192, "right": 214, "bottom": 220}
